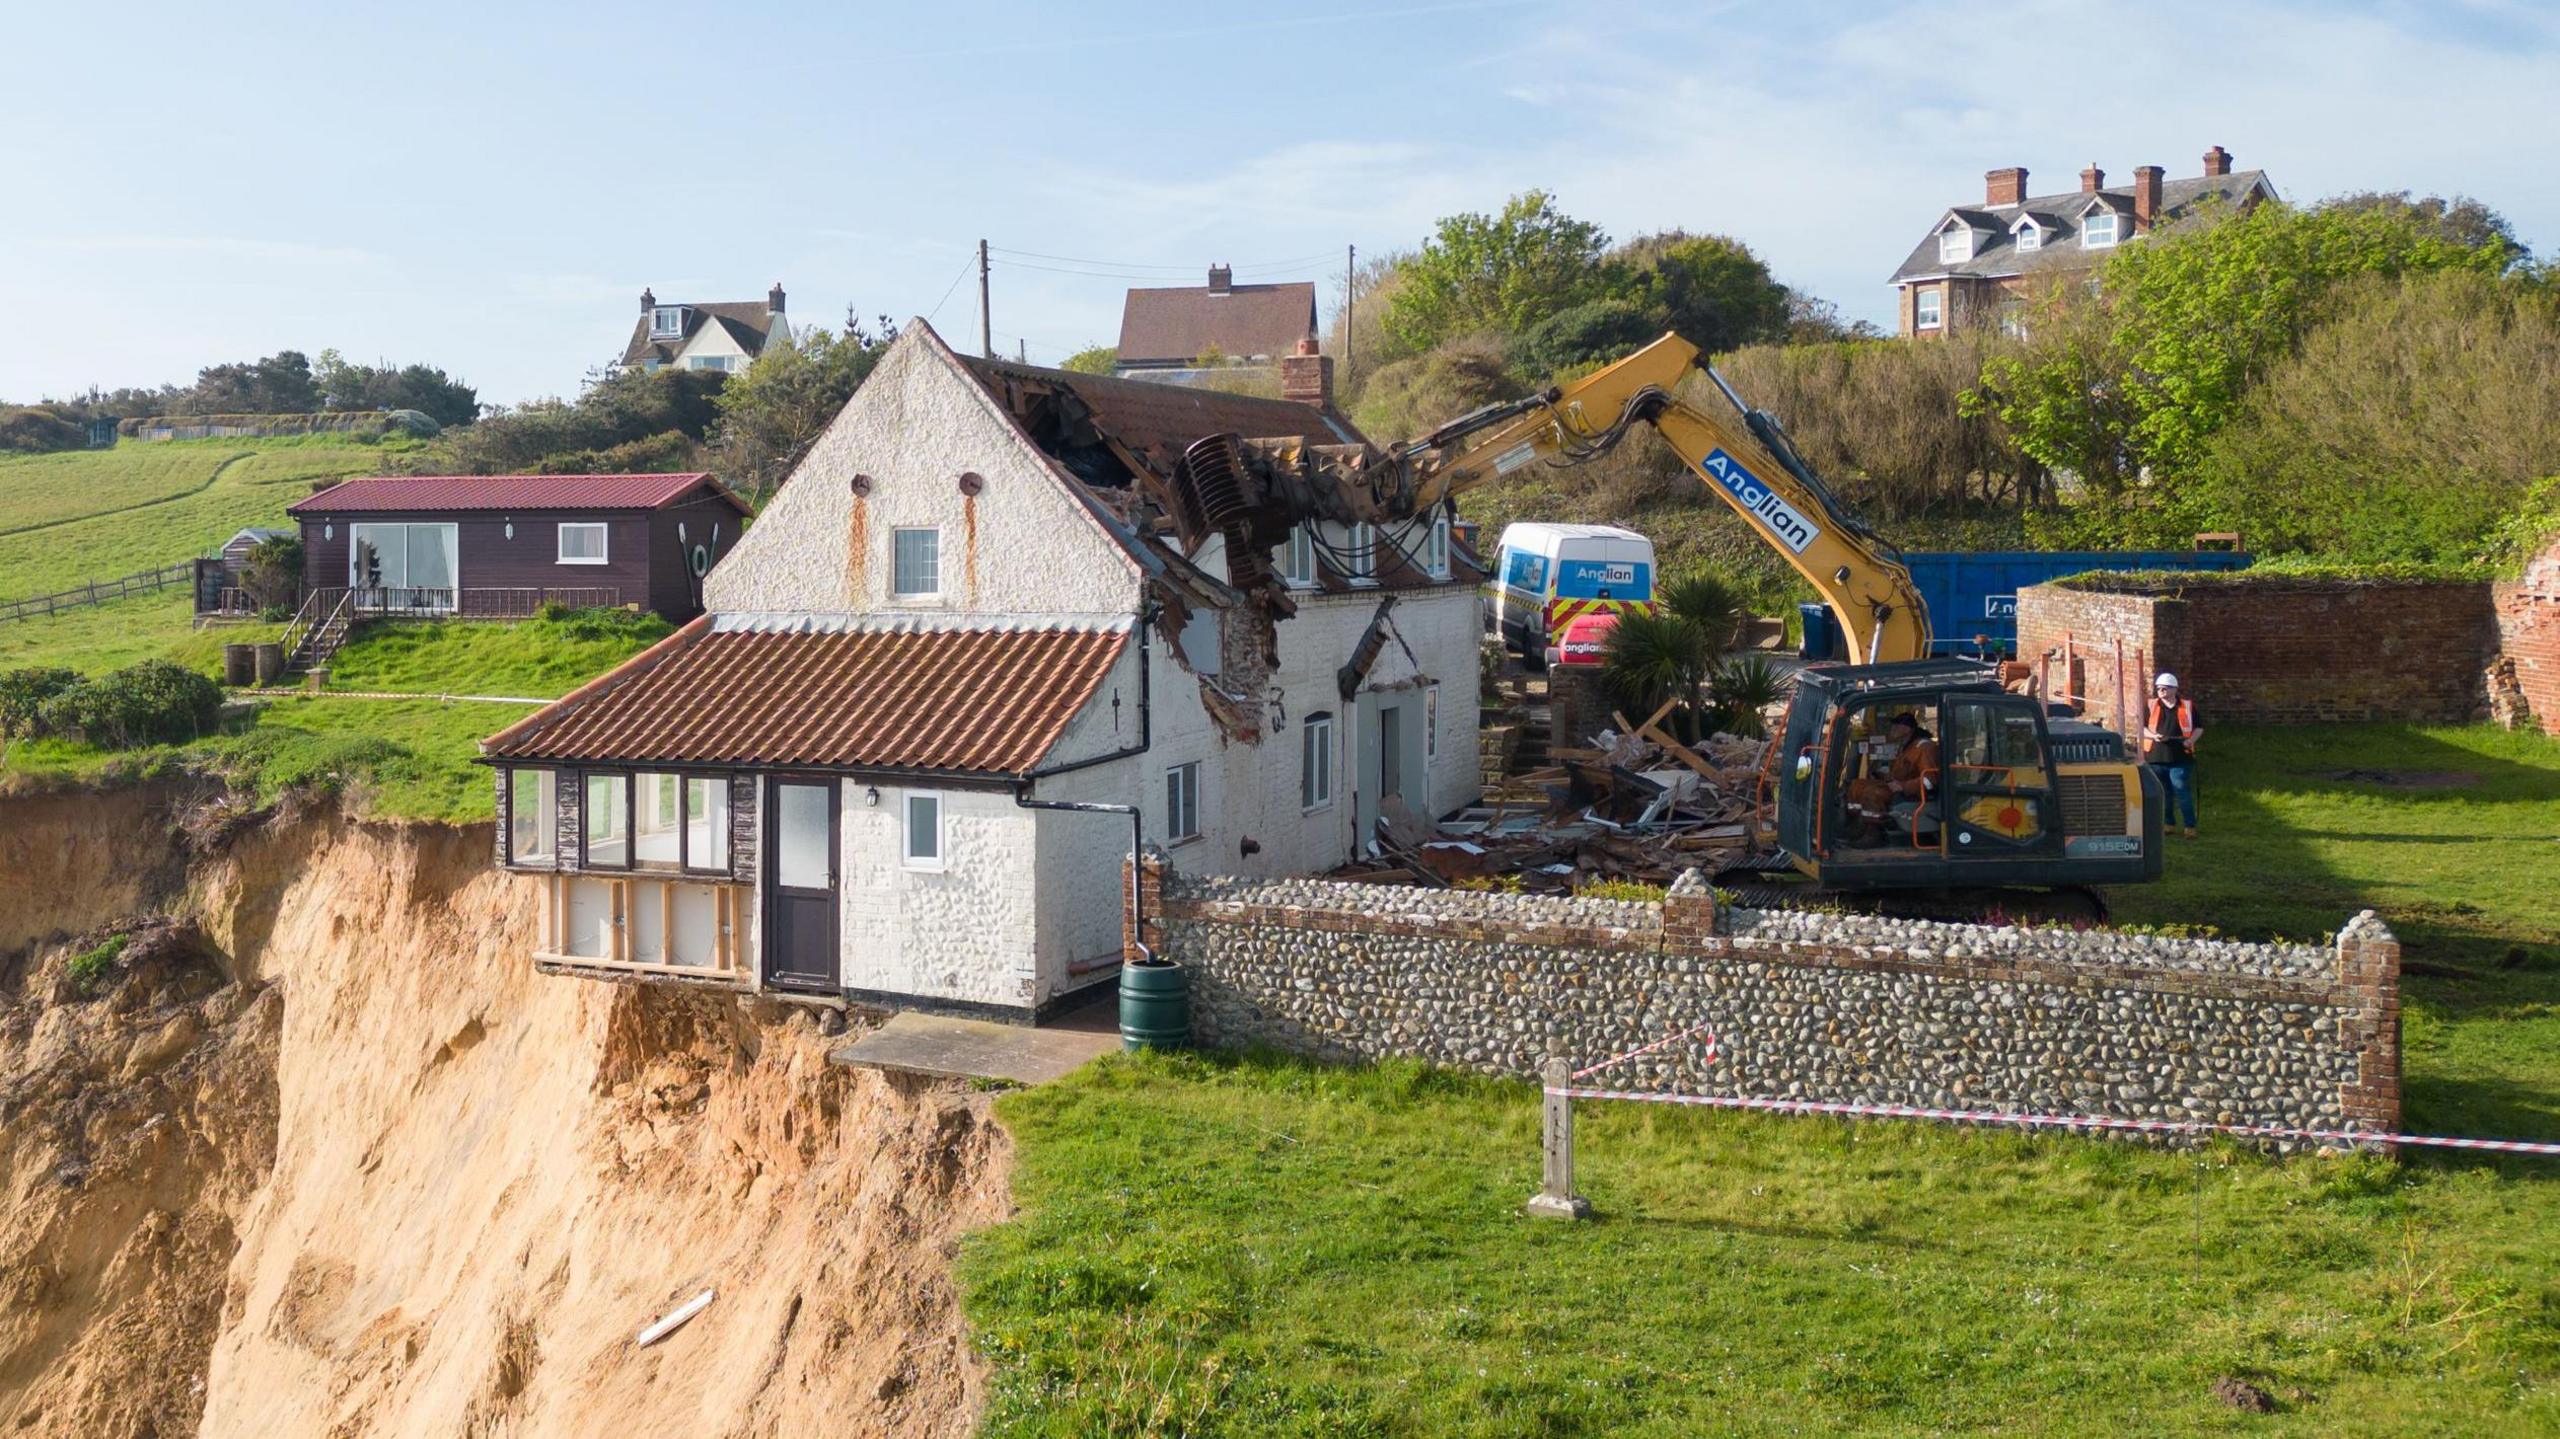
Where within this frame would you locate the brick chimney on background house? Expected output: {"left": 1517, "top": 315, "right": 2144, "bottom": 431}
{"left": 2202, "top": 144, "right": 2233, "bottom": 177}
{"left": 1207, "top": 264, "right": 1232, "bottom": 295}
{"left": 767, "top": 282, "right": 786, "bottom": 315}
{"left": 2132, "top": 165, "right": 2164, "bottom": 230}
{"left": 640, "top": 287, "right": 655, "bottom": 313}
{"left": 1986, "top": 166, "right": 2028, "bottom": 207}
{"left": 2080, "top": 163, "right": 2105, "bottom": 194}
{"left": 1280, "top": 337, "right": 1334, "bottom": 410}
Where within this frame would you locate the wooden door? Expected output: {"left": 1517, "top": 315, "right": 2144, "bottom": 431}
{"left": 763, "top": 778, "right": 839, "bottom": 992}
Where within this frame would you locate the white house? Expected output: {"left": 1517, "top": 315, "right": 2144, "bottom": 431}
{"left": 484, "top": 320, "right": 1483, "bottom": 1020}
{"left": 616, "top": 285, "right": 793, "bottom": 374}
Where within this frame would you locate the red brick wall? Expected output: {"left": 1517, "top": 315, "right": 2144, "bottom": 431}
{"left": 2017, "top": 580, "right": 2498, "bottom": 728}
{"left": 2493, "top": 537, "right": 2560, "bottom": 736}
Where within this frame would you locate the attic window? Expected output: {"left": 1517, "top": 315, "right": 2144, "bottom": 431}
{"left": 2083, "top": 211, "right": 2119, "bottom": 248}
{"left": 1938, "top": 225, "right": 1973, "bottom": 264}
{"left": 1423, "top": 511, "right": 1451, "bottom": 579}
{"left": 1345, "top": 523, "right": 1379, "bottom": 584}
{"left": 1279, "top": 525, "right": 1317, "bottom": 587}
{"left": 650, "top": 306, "right": 684, "bottom": 338}
{"left": 2014, "top": 220, "right": 2042, "bottom": 252}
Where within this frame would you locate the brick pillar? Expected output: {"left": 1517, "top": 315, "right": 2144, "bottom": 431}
{"left": 1123, "top": 849, "right": 1168, "bottom": 966}
{"left": 1661, "top": 869, "right": 1718, "bottom": 952}
{"left": 2335, "top": 910, "right": 2402, "bottom": 1138}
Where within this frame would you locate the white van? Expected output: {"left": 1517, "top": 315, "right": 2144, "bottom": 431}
{"left": 1485, "top": 522, "right": 1656, "bottom": 661}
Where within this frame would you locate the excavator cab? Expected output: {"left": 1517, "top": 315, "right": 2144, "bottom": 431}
{"left": 1763, "top": 660, "right": 2163, "bottom": 894}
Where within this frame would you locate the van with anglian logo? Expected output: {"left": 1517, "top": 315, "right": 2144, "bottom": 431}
{"left": 1485, "top": 522, "right": 1655, "bottom": 665}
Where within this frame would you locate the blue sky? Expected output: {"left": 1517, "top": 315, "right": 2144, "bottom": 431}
{"left": 6, "top": 0, "right": 2553, "bottom": 406}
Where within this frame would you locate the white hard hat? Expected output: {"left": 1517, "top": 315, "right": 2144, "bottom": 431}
{"left": 2154, "top": 672, "right": 2179, "bottom": 689}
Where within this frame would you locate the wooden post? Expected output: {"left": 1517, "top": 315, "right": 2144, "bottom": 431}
{"left": 1524, "top": 1058, "right": 1593, "bottom": 1220}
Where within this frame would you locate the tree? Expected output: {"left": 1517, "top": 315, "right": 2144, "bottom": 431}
{"left": 1060, "top": 345, "right": 1117, "bottom": 374}
{"left": 180, "top": 350, "right": 317, "bottom": 414}
{"left": 1347, "top": 336, "right": 1523, "bottom": 444}
{"left": 1508, "top": 298, "right": 1656, "bottom": 383}
{"left": 1615, "top": 232, "right": 1792, "bottom": 357}
{"left": 710, "top": 317, "right": 899, "bottom": 507}
{"left": 1384, "top": 191, "right": 1615, "bottom": 352}
{"left": 312, "top": 350, "right": 480, "bottom": 427}
{"left": 428, "top": 366, "right": 728, "bottom": 476}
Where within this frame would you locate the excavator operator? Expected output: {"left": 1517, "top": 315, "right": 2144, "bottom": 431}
{"left": 1884, "top": 712, "right": 1941, "bottom": 845}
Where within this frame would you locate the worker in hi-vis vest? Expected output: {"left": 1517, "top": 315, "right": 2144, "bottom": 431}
{"left": 2141, "top": 673, "right": 2204, "bottom": 838}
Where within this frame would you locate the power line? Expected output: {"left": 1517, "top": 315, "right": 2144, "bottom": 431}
{"left": 923, "top": 250, "right": 977, "bottom": 325}
{"left": 989, "top": 245, "right": 1342, "bottom": 273}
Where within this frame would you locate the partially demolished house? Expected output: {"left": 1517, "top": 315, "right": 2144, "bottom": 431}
{"left": 481, "top": 320, "right": 1483, "bottom": 1019}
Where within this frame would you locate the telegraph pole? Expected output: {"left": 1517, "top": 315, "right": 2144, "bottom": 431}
{"left": 977, "top": 239, "right": 992, "bottom": 358}
{"left": 1344, "top": 242, "right": 1356, "bottom": 384}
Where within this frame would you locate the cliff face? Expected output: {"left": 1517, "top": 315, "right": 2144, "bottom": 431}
{"left": 0, "top": 792, "right": 1009, "bottom": 1438}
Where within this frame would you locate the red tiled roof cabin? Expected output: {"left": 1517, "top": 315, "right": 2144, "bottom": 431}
{"left": 285, "top": 473, "right": 749, "bottom": 621}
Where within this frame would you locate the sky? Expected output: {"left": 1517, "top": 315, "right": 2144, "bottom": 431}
{"left": 5, "top": 0, "right": 2555, "bottom": 407}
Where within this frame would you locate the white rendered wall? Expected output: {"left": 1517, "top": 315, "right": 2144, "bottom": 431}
{"left": 836, "top": 781, "right": 1041, "bottom": 1008}
{"left": 705, "top": 325, "right": 1142, "bottom": 619}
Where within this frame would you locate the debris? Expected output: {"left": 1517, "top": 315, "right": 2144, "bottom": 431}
{"left": 636, "top": 1288, "right": 715, "bottom": 1348}
{"left": 2211, "top": 1376, "right": 2276, "bottom": 1413}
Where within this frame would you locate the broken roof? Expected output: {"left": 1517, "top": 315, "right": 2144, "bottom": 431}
{"left": 959, "top": 353, "right": 1364, "bottom": 465}
{"left": 480, "top": 615, "right": 1129, "bottom": 776}
{"left": 619, "top": 301, "right": 786, "bottom": 368}
{"left": 288, "top": 473, "right": 750, "bottom": 515}
{"left": 1116, "top": 281, "right": 1318, "bottom": 367}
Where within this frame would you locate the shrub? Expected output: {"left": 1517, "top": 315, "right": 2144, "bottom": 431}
{"left": 65, "top": 934, "right": 130, "bottom": 995}
{"left": 38, "top": 660, "right": 224, "bottom": 748}
{"left": 0, "top": 406, "right": 86, "bottom": 454}
{"left": 0, "top": 666, "right": 82, "bottom": 738}
{"left": 1575, "top": 878, "right": 1667, "bottom": 902}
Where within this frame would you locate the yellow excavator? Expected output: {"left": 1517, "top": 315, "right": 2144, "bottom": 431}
{"left": 1174, "top": 332, "right": 2163, "bottom": 904}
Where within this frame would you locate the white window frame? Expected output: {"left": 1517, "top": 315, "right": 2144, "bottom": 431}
{"left": 1346, "top": 523, "right": 1378, "bottom": 584}
{"left": 902, "top": 791, "right": 945, "bottom": 871}
{"left": 650, "top": 305, "right": 684, "bottom": 338}
{"left": 506, "top": 767, "right": 556, "bottom": 866}
{"left": 1280, "top": 525, "right": 1317, "bottom": 587}
{"left": 2014, "top": 220, "right": 2041, "bottom": 252}
{"left": 557, "top": 522, "right": 609, "bottom": 565}
{"left": 1914, "top": 288, "right": 1943, "bottom": 331}
{"left": 686, "top": 355, "right": 730, "bottom": 372}
{"left": 1426, "top": 685, "right": 1440, "bottom": 761}
{"left": 891, "top": 526, "right": 941, "bottom": 599}
{"left": 1423, "top": 511, "right": 1451, "bottom": 579}
{"left": 1938, "top": 224, "right": 1973, "bottom": 264}
{"left": 1165, "top": 761, "right": 1202, "bottom": 843}
{"left": 2082, "top": 210, "right": 2119, "bottom": 249}
{"left": 1301, "top": 713, "right": 1335, "bottom": 812}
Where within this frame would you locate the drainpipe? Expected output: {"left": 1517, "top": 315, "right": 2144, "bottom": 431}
{"left": 1013, "top": 605, "right": 1159, "bottom": 964}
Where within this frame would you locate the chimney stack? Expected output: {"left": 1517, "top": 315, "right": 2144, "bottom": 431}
{"left": 768, "top": 282, "right": 786, "bottom": 315}
{"left": 2132, "top": 165, "right": 2164, "bottom": 230}
{"left": 640, "top": 287, "right": 656, "bottom": 313}
{"left": 2080, "top": 164, "right": 2106, "bottom": 194}
{"left": 2202, "top": 144, "right": 2232, "bottom": 177}
{"left": 1280, "top": 337, "right": 1333, "bottom": 411}
{"left": 1985, "top": 167, "right": 2028, "bottom": 207}
{"left": 1207, "top": 263, "right": 1232, "bottom": 295}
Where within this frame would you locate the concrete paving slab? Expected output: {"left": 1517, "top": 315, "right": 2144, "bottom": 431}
{"left": 831, "top": 1006, "right": 1120, "bottom": 1086}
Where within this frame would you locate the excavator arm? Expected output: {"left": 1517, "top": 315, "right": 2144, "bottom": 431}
{"left": 1369, "top": 333, "right": 1931, "bottom": 664}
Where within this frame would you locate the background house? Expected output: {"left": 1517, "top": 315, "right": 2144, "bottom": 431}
{"left": 616, "top": 285, "right": 792, "bottom": 373}
{"left": 1891, "top": 145, "right": 2274, "bottom": 337}
{"left": 287, "top": 472, "right": 748, "bottom": 620}
{"left": 1113, "top": 265, "right": 1318, "bottom": 384}
{"left": 484, "top": 320, "right": 1484, "bottom": 1020}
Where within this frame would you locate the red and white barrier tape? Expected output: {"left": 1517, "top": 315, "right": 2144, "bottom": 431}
{"left": 1571, "top": 1023, "right": 1720, "bottom": 1081}
{"left": 1548, "top": 1086, "right": 2560, "bottom": 1157}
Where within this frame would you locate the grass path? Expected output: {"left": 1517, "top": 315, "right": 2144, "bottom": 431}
{"left": 0, "top": 449, "right": 252, "bottom": 542}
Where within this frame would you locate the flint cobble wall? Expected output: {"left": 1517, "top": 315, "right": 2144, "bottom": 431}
{"left": 1136, "top": 861, "right": 2401, "bottom": 1141}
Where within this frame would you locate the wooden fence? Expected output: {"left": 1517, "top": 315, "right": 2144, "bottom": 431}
{"left": 0, "top": 562, "right": 194, "bottom": 623}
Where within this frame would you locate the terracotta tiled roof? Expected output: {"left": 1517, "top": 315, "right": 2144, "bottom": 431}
{"left": 1116, "top": 281, "right": 1317, "bottom": 366}
{"left": 289, "top": 473, "right": 748, "bottom": 515}
{"left": 481, "top": 617, "right": 1129, "bottom": 775}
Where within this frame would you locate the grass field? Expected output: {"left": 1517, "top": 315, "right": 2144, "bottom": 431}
{"left": 0, "top": 610, "right": 667, "bottom": 822}
{"left": 965, "top": 725, "right": 2560, "bottom": 1436}
{"left": 0, "top": 437, "right": 391, "bottom": 601}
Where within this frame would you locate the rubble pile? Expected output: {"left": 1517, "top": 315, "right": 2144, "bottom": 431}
{"left": 1337, "top": 700, "right": 1773, "bottom": 894}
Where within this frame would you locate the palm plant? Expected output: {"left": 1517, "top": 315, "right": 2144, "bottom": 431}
{"left": 1658, "top": 573, "right": 1744, "bottom": 650}
{"left": 1710, "top": 651, "right": 1794, "bottom": 739}
{"left": 1598, "top": 607, "right": 1712, "bottom": 727}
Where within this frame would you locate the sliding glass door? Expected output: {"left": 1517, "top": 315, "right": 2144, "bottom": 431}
{"left": 347, "top": 522, "right": 458, "bottom": 612}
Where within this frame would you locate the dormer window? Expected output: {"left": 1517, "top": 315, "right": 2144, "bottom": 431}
{"left": 650, "top": 305, "right": 684, "bottom": 338}
{"left": 2082, "top": 210, "right": 2119, "bottom": 249}
{"left": 1938, "top": 222, "right": 1973, "bottom": 264}
{"left": 2014, "top": 219, "right": 2042, "bottom": 252}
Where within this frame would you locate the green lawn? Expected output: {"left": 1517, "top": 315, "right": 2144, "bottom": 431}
{"left": 0, "top": 610, "right": 666, "bottom": 821}
{"left": 0, "top": 437, "right": 389, "bottom": 600}
{"left": 965, "top": 724, "right": 2560, "bottom": 1436}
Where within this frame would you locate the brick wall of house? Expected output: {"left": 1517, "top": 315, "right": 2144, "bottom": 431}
{"left": 2017, "top": 579, "right": 2500, "bottom": 728}
{"left": 1132, "top": 857, "right": 2401, "bottom": 1144}
{"left": 2492, "top": 536, "right": 2560, "bottom": 736}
